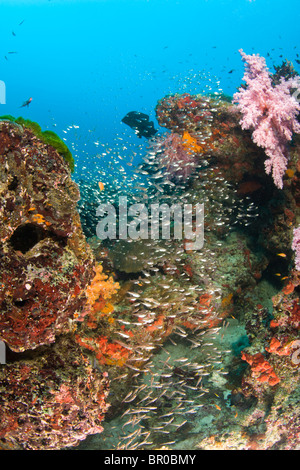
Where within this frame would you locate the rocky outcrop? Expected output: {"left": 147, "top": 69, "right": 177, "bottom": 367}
{"left": 0, "top": 120, "right": 94, "bottom": 352}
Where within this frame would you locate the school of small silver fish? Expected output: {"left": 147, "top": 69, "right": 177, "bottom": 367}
{"left": 57, "top": 73, "right": 262, "bottom": 450}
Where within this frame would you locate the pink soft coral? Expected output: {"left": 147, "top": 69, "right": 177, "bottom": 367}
{"left": 233, "top": 49, "right": 300, "bottom": 189}
{"left": 151, "top": 132, "right": 198, "bottom": 183}
{"left": 292, "top": 226, "right": 300, "bottom": 271}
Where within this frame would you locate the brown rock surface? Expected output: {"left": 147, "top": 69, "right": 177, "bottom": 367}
{"left": 0, "top": 120, "right": 94, "bottom": 352}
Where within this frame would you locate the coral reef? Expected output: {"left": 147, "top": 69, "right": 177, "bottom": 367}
{"left": 78, "top": 83, "right": 300, "bottom": 450}
{"left": 1, "top": 55, "right": 300, "bottom": 450}
{"left": 155, "top": 93, "right": 213, "bottom": 135}
{"left": 0, "top": 335, "right": 109, "bottom": 450}
{"left": 292, "top": 226, "right": 300, "bottom": 270}
{"left": 75, "top": 262, "right": 126, "bottom": 368}
{"left": 148, "top": 131, "right": 200, "bottom": 183}
{"left": 227, "top": 270, "right": 300, "bottom": 449}
{"left": 0, "top": 116, "right": 74, "bottom": 172}
{"left": 0, "top": 120, "right": 111, "bottom": 450}
{"left": 271, "top": 59, "right": 299, "bottom": 86}
{"left": 233, "top": 50, "right": 300, "bottom": 189}
{"left": 0, "top": 120, "right": 94, "bottom": 352}
{"left": 85, "top": 263, "right": 119, "bottom": 306}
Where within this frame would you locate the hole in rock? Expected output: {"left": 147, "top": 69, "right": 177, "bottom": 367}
{"left": 5, "top": 342, "right": 48, "bottom": 364}
{"left": 14, "top": 299, "right": 30, "bottom": 307}
{"left": 7, "top": 176, "right": 19, "bottom": 191}
{"left": 9, "top": 223, "right": 47, "bottom": 254}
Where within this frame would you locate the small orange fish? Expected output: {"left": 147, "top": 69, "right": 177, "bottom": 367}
{"left": 277, "top": 253, "right": 286, "bottom": 257}
{"left": 98, "top": 182, "right": 105, "bottom": 191}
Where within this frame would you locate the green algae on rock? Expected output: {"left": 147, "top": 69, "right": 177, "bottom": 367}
{"left": 0, "top": 115, "right": 74, "bottom": 172}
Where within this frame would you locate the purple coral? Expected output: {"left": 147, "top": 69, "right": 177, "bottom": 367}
{"left": 233, "top": 49, "right": 300, "bottom": 189}
{"left": 292, "top": 226, "right": 300, "bottom": 271}
{"left": 151, "top": 132, "right": 198, "bottom": 183}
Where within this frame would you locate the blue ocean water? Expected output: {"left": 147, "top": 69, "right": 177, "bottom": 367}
{"left": 1, "top": 0, "right": 299, "bottom": 176}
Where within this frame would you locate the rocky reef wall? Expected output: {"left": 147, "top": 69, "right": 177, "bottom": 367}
{"left": 0, "top": 120, "right": 109, "bottom": 449}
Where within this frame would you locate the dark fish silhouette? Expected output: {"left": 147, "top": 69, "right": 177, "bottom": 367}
{"left": 20, "top": 97, "right": 32, "bottom": 108}
{"left": 121, "top": 111, "right": 157, "bottom": 139}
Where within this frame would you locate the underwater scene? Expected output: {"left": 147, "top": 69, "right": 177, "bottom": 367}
{"left": 0, "top": 0, "right": 299, "bottom": 453}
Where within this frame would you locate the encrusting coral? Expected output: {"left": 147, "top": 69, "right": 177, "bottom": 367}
{"left": 0, "top": 121, "right": 113, "bottom": 450}
{"left": 0, "top": 120, "right": 94, "bottom": 352}
{"left": 0, "top": 335, "right": 109, "bottom": 450}
{"left": 0, "top": 115, "right": 75, "bottom": 172}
